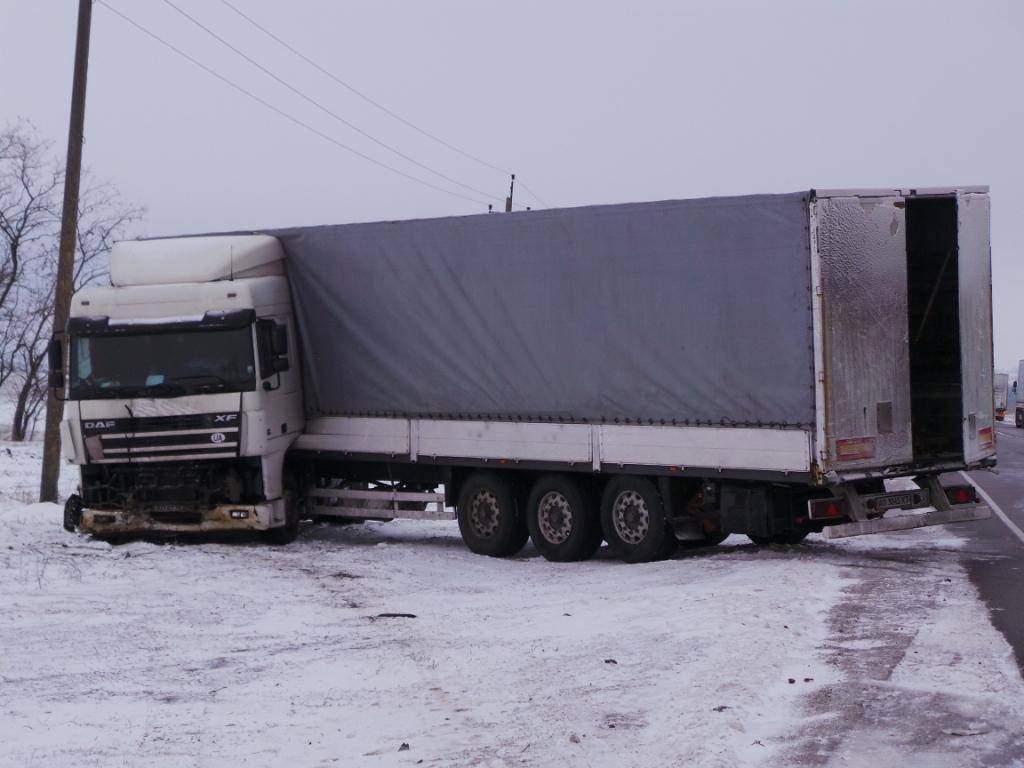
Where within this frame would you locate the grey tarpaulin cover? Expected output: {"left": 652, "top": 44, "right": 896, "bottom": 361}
{"left": 272, "top": 192, "right": 815, "bottom": 427}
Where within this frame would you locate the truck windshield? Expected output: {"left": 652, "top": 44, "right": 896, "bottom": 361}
{"left": 69, "top": 326, "right": 257, "bottom": 399}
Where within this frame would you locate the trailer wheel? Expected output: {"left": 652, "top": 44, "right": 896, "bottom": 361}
{"left": 600, "top": 477, "right": 675, "bottom": 563}
{"left": 525, "top": 475, "right": 602, "bottom": 562}
{"left": 457, "top": 472, "right": 528, "bottom": 557}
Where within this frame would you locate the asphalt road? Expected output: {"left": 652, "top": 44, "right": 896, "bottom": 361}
{"left": 957, "top": 420, "right": 1024, "bottom": 673}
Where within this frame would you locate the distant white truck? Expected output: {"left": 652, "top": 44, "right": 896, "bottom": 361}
{"left": 53, "top": 188, "right": 994, "bottom": 561}
{"left": 1014, "top": 363, "right": 1024, "bottom": 427}
{"left": 994, "top": 373, "right": 1009, "bottom": 421}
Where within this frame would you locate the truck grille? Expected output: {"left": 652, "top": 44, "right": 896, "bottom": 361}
{"left": 81, "top": 458, "right": 264, "bottom": 511}
{"left": 82, "top": 412, "right": 241, "bottom": 462}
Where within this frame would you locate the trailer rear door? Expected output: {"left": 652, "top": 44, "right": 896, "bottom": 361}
{"left": 817, "top": 189, "right": 995, "bottom": 475}
{"left": 816, "top": 195, "right": 914, "bottom": 471}
{"left": 956, "top": 192, "right": 995, "bottom": 462}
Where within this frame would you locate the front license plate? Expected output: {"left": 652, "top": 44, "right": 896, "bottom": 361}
{"left": 147, "top": 503, "right": 191, "bottom": 513}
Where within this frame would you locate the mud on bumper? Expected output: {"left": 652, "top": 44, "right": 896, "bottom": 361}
{"left": 72, "top": 498, "right": 277, "bottom": 536}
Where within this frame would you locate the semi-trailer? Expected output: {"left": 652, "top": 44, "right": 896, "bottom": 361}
{"left": 55, "top": 188, "right": 995, "bottom": 562}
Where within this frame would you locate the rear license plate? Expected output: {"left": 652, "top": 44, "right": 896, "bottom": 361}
{"left": 878, "top": 492, "right": 917, "bottom": 510}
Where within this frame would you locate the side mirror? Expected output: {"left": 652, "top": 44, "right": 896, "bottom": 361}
{"left": 272, "top": 324, "right": 288, "bottom": 356}
{"left": 47, "top": 338, "right": 65, "bottom": 390}
{"left": 256, "top": 319, "right": 290, "bottom": 384}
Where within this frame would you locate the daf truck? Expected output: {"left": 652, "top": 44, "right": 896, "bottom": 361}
{"left": 54, "top": 188, "right": 995, "bottom": 562}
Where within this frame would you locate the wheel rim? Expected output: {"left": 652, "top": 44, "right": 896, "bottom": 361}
{"left": 537, "top": 491, "right": 574, "bottom": 545}
{"left": 469, "top": 489, "right": 501, "bottom": 538}
{"left": 612, "top": 489, "right": 649, "bottom": 545}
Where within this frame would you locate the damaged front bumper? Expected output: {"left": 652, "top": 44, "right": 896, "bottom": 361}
{"left": 68, "top": 495, "right": 281, "bottom": 536}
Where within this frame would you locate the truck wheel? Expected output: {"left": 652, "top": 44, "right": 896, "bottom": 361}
{"left": 63, "top": 494, "right": 83, "bottom": 533}
{"left": 265, "top": 494, "right": 300, "bottom": 545}
{"left": 600, "top": 477, "right": 675, "bottom": 563}
{"left": 457, "top": 472, "right": 529, "bottom": 557}
{"left": 526, "top": 475, "right": 602, "bottom": 562}
{"left": 1016, "top": 409, "right": 1023, "bottom": 428}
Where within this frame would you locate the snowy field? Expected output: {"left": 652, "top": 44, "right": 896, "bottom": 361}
{"left": 2, "top": 440, "right": 1023, "bottom": 767}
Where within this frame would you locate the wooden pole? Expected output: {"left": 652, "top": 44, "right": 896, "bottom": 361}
{"left": 40, "top": 0, "right": 93, "bottom": 503}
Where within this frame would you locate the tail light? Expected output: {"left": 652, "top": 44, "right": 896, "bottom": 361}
{"left": 808, "top": 498, "right": 847, "bottom": 520}
{"left": 944, "top": 485, "right": 977, "bottom": 505}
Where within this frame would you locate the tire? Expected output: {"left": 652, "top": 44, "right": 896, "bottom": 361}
{"left": 526, "top": 474, "right": 602, "bottom": 562}
{"left": 600, "top": 476, "right": 675, "bottom": 563}
{"left": 457, "top": 472, "right": 529, "bottom": 558}
{"left": 1016, "top": 409, "right": 1023, "bottom": 428}
{"left": 265, "top": 494, "right": 300, "bottom": 545}
{"left": 63, "top": 494, "right": 83, "bottom": 533}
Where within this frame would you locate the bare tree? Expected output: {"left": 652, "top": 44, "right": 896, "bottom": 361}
{"left": 0, "top": 121, "right": 141, "bottom": 440}
{"left": 8, "top": 287, "right": 52, "bottom": 440}
{"left": 0, "top": 296, "right": 24, "bottom": 391}
{"left": 7, "top": 185, "right": 141, "bottom": 440}
{"left": 0, "top": 121, "right": 61, "bottom": 312}
{"left": 0, "top": 122, "right": 61, "bottom": 397}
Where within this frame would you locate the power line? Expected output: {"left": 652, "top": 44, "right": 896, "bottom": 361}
{"left": 516, "top": 180, "right": 549, "bottom": 209}
{"left": 214, "top": 0, "right": 551, "bottom": 209}
{"left": 95, "top": 1, "right": 493, "bottom": 208}
{"left": 157, "top": 0, "right": 506, "bottom": 205}
{"left": 216, "top": 0, "right": 510, "bottom": 176}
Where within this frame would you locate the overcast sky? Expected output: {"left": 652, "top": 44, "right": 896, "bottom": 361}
{"left": 3, "top": 0, "right": 1022, "bottom": 367}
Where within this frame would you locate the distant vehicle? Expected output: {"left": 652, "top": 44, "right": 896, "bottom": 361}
{"left": 52, "top": 188, "right": 994, "bottom": 561}
{"left": 994, "top": 373, "right": 1009, "bottom": 421}
{"left": 1015, "top": 362, "right": 1024, "bottom": 427}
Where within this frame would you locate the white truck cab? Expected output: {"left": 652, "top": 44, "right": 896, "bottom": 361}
{"left": 59, "top": 235, "right": 305, "bottom": 541}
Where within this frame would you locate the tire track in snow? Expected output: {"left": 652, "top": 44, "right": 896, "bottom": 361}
{"left": 777, "top": 529, "right": 1024, "bottom": 768}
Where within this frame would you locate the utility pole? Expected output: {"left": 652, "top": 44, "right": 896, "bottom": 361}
{"left": 505, "top": 174, "right": 515, "bottom": 213}
{"left": 40, "top": 0, "right": 93, "bottom": 503}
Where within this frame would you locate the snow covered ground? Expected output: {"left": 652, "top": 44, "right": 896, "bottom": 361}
{"left": 1, "top": 440, "right": 1022, "bottom": 767}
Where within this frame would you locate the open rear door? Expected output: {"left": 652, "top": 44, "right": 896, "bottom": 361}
{"left": 816, "top": 194, "right": 914, "bottom": 472}
{"left": 957, "top": 192, "right": 995, "bottom": 462}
